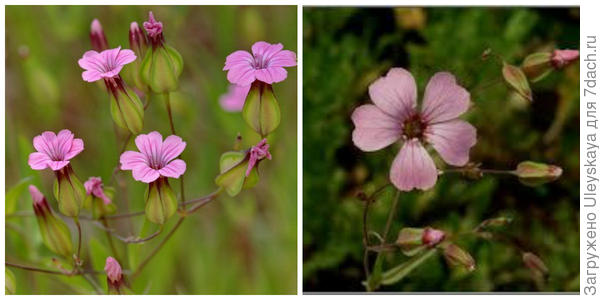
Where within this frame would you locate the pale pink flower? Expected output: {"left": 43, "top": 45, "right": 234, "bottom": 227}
{"left": 120, "top": 131, "right": 186, "bottom": 183}
{"left": 551, "top": 49, "right": 579, "bottom": 69}
{"left": 246, "top": 139, "right": 272, "bottom": 176}
{"left": 351, "top": 68, "right": 476, "bottom": 191}
{"left": 223, "top": 41, "right": 297, "bottom": 86}
{"left": 104, "top": 256, "right": 122, "bottom": 283}
{"left": 143, "top": 11, "right": 163, "bottom": 38}
{"left": 78, "top": 46, "right": 136, "bottom": 82}
{"left": 28, "top": 129, "right": 84, "bottom": 171}
{"left": 84, "top": 177, "right": 111, "bottom": 204}
{"left": 219, "top": 84, "right": 251, "bottom": 112}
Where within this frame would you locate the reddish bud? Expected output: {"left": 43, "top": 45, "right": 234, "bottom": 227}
{"left": 90, "top": 19, "right": 109, "bottom": 51}
{"left": 104, "top": 256, "right": 124, "bottom": 294}
{"left": 443, "top": 243, "right": 476, "bottom": 272}
{"left": 522, "top": 252, "right": 548, "bottom": 276}
{"left": 422, "top": 227, "right": 445, "bottom": 247}
{"left": 551, "top": 49, "right": 579, "bottom": 69}
{"left": 129, "top": 22, "right": 148, "bottom": 58}
{"left": 514, "top": 161, "right": 562, "bottom": 187}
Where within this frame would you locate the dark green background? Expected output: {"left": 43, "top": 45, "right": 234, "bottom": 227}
{"left": 303, "top": 7, "right": 579, "bottom": 292}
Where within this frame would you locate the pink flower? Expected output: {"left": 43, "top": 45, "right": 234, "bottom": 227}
{"left": 104, "top": 256, "right": 122, "bottom": 283}
{"left": 219, "top": 84, "right": 251, "bottom": 112}
{"left": 246, "top": 139, "right": 272, "bottom": 176}
{"left": 84, "top": 177, "right": 111, "bottom": 204}
{"left": 28, "top": 129, "right": 84, "bottom": 171}
{"left": 351, "top": 68, "right": 476, "bottom": 191}
{"left": 223, "top": 41, "right": 297, "bottom": 86}
{"left": 78, "top": 46, "right": 136, "bottom": 82}
{"left": 551, "top": 49, "right": 579, "bottom": 69}
{"left": 120, "top": 131, "right": 186, "bottom": 183}
{"left": 143, "top": 11, "right": 163, "bottom": 39}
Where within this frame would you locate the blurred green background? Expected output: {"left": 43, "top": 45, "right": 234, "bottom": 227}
{"left": 5, "top": 6, "right": 297, "bottom": 294}
{"left": 303, "top": 7, "right": 579, "bottom": 292}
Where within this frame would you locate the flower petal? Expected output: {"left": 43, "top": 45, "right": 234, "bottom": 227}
{"left": 135, "top": 131, "right": 163, "bottom": 160}
{"left": 421, "top": 72, "right": 470, "bottom": 124}
{"left": 255, "top": 67, "right": 287, "bottom": 84}
{"left": 268, "top": 50, "right": 297, "bottom": 67}
{"left": 28, "top": 152, "right": 51, "bottom": 170}
{"left": 33, "top": 131, "right": 56, "bottom": 156}
{"left": 56, "top": 129, "right": 75, "bottom": 159}
{"left": 65, "top": 138, "right": 84, "bottom": 160}
{"left": 131, "top": 165, "right": 160, "bottom": 183}
{"left": 351, "top": 104, "right": 403, "bottom": 152}
{"left": 115, "top": 49, "right": 136, "bottom": 66}
{"left": 120, "top": 151, "right": 148, "bottom": 170}
{"left": 161, "top": 135, "right": 186, "bottom": 163}
{"left": 223, "top": 50, "right": 254, "bottom": 70}
{"left": 368, "top": 68, "right": 417, "bottom": 120}
{"left": 47, "top": 160, "right": 70, "bottom": 171}
{"left": 219, "top": 84, "right": 251, "bottom": 112}
{"left": 425, "top": 120, "right": 476, "bottom": 166}
{"left": 82, "top": 70, "right": 103, "bottom": 82}
{"left": 251, "top": 41, "right": 284, "bottom": 61}
{"left": 158, "top": 159, "right": 186, "bottom": 178}
{"left": 226, "top": 65, "right": 256, "bottom": 86}
{"left": 390, "top": 139, "right": 438, "bottom": 191}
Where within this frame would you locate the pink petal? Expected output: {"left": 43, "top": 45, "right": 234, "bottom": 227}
{"left": 101, "top": 66, "right": 124, "bottom": 79}
{"left": 255, "top": 67, "right": 287, "bottom": 84}
{"left": 33, "top": 131, "right": 55, "bottom": 156}
{"left": 135, "top": 131, "right": 163, "bottom": 159}
{"left": 28, "top": 152, "right": 51, "bottom": 170}
{"left": 425, "top": 120, "right": 476, "bottom": 166}
{"left": 223, "top": 50, "right": 254, "bottom": 70}
{"left": 226, "top": 65, "right": 256, "bottom": 86}
{"left": 78, "top": 51, "right": 101, "bottom": 70}
{"left": 251, "top": 41, "right": 284, "bottom": 61}
{"left": 161, "top": 135, "right": 186, "bottom": 163}
{"left": 368, "top": 68, "right": 417, "bottom": 121}
{"left": 65, "top": 138, "right": 84, "bottom": 160}
{"left": 47, "top": 160, "right": 70, "bottom": 171}
{"left": 56, "top": 129, "right": 75, "bottom": 159}
{"left": 219, "top": 84, "right": 251, "bottom": 112}
{"left": 158, "top": 159, "right": 186, "bottom": 178}
{"left": 390, "top": 139, "right": 438, "bottom": 191}
{"left": 131, "top": 165, "right": 160, "bottom": 183}
{"left": 82, "top": 70, "right": 102, "bottom": 82}
{"left": 268, "top": 50, "right": 297, "bottom": 67}
{"left": 351, "top": 104, "right": 403, "bottom": 152}
{"left": 120, "top": 151, "right": 148, "bottom": 170}
{"left": 421, "top": 72, "right": 470, "bottom": 124}
{"left": 115, "top": 49, "right": 136, "bottom": 66}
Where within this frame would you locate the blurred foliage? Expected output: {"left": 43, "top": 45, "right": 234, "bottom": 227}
{"left": 5, "top": 5, "right": 297, "bottom": 294}
{"left": 303, "top": 7, "right": 579, "bottom": 292}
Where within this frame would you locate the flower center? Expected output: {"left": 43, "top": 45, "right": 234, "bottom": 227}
{"left": 402, "top": 114, "right": 426, "bottom": 140}
{"left": 252, "top": 54, "right": 267, "bottom": 69}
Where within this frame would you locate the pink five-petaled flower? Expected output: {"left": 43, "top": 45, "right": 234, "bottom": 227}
{"left": 551, "top": 49, "right": 579, "bottom": 69}
{"left": 104, "top": 256, "right": 122, "bottom": 284}
{"left": 28, "top": 129, "right": 84, "bottom": 171}
{"left": 246, "top": 139, "right": 272, "bottom": 176}
{"left": 224, "top": 41, "right": 297, "bottom": 86}
{"left": 351, "top": 68, "right": 476, "bottom": 191}
{"left": 78, "top": 47, "right": 136, "bottom": 82}
{"left": 219, "top": 84, "right": 251, "bottom": 112}
{"left": 120, "top": 131, "right": 186, "bottom": 183}
{"left": 84, "top": 177, "right": 111, "bottom": 204}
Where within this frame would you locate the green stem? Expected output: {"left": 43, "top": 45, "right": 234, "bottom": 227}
{"left": 74, "top": 218, "right": 82, "bottom": 266}
{"left": 164, "top": 92, "right": 186, "bottom": 208}
{"left": 380, "top": 248, "right": 438, "bottom": 286}
{"left": 131, "top": 217, "right": 184, "bottom": 279}
{"left": 101, "top": 218, "right": 120, "bottom": 261}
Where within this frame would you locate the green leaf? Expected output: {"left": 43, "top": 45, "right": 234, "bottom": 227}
{"left": 380, "top": 248, "right": 438, "bottom": 286}
{"left": 6, "top": 176, "right": 33, "bottom": 214}
{"left": 242, "top": 82, "right": 281, "bottom": 137}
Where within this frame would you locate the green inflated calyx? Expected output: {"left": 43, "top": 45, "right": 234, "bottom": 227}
{"left": 215, "top": 151, "right": 259, "bottom": 197}
{"left": 53, "top": 165, "right": 85, "bottom": 217}
{"left": 145, "top": 177, "right": 178, "bottom": 224}
{"left": 140, "top": 45, "right": 183, "bottom": 94}
{"left": 242, "top": 81, "right": 281, "bottom": 137}
{"left": 502, "top": 62, "right": 533, "bottom": 102}
{"left": 84, "top": 187, "right": 117, "bottom": 219}
{"left": 33, "top": 196, "right": 73, "bottom": 257}
{"left": 522, "top": 52, "right": 553, "bottom": 83}
{"left": 105, "top": 77, "right": 144, "bottom": 134}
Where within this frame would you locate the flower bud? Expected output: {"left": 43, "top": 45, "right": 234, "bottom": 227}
{"left": 53, "top": 164, "right": 85, "bottom": 217}
{"left": 84, "top": 177, "right": 117, "bottom": 219}
{"left": 90, "top": 19, "right": 109, "bottom": 52}
{"left": 522, "top": 52, "right": 552, "bottom": 83}
{"left": 126, "top": 22, "right": 150, "bottom": 92}
{"left": 442, "top": 243, "right": 475, "bottom": 272}
{"left": 242, "top": 81, "right": 281, "bottom": 137}
{"left": 104, "top": 76, "right": 144, "bottom": 134}
{"left": 215, "top": 140, "right": 271, "bottom": 197}
{"left": 140, "top": 11, "right": 183, "bottom": 93}
{"left": 5, "top": 269, "right": 16, "bottom": 295}
{"left": 551, "top": 49, "right": 579, "bottom": 69}
{"left": 104, "top": 256, "right": 124, "bottom": 294}
{"left": 476, "top": 216, "right": 512, "bottom": 231}
{"left": 502, "top": 62, "right": 532, "bottom": 102}
{"left": 522, "top": 252, "right": 548, "bottom": 277}
{"left": 396, "top": 227, "right": 445, "bottom": 256}
{"left": 514, "top": 161, "right": 562, "bottom": 187}
{"left": 145, "top": 177, "right": 177, "bottom": 224}
{"left": 422, "top": 227, "right": 445, "bottom": 247}
{"left": 30, "top": 185, "right": 74, "bottom": 257}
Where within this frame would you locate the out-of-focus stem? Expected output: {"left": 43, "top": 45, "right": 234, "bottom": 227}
{"left": 131, "top": 217, "right": 184, "bottom": 279}
{"left": 74, "top": 218, "right": 82, "bottom": 266}
{"left": 101, "top": 218, "right": 120, "bottom": 261}
{"left": 164, "top": 92, "right": 187, "bottom": 209}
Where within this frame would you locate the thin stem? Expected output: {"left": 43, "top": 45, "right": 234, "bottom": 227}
{"left": 184, "top": 189, "right": 222, "bottom": 214}
{"left": 109, "top": 133, "right": 132, "bottom": 186}
{"left": 111, "top": 227, "right": 163, "bottom": 244}
{"left": 82, "top": 273, "right": 105, "bottom": 295}
{"left": 5, "top": 262, "right": 68, "bottom": 275}
{"left": 382, "top": 190, "right": 401, "bottom": 242}
{"left": 164, "top": 92, "right": 176, "bottom": 135}
{"left": 131, "top": 217, "right": 184, "bottom": 279}
{"left": 74, "top": 218, "right": 82, "bottom": 266}
{"left": 101, "top": 218, "right": 120, "bottom": 261}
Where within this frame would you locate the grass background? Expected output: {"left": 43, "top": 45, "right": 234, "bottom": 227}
{"left": 5, "top": 5, "right": 297, "bottom": 294}
{"left": 303, "top": 7, "right": 579, "bottom": 292}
